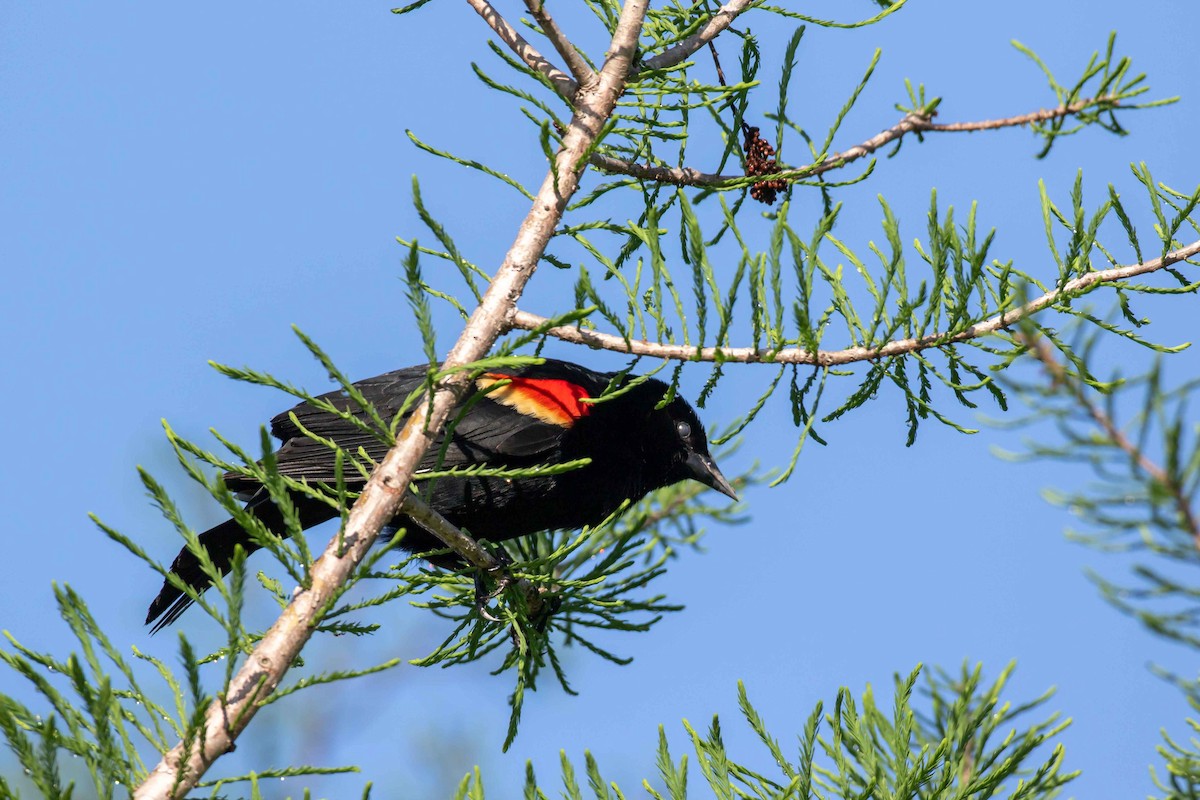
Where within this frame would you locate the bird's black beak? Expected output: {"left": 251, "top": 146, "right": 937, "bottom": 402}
{"left": 683, "top": 452, "right": 739, "bottom": 501}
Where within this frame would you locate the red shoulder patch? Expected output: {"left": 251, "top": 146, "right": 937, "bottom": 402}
{"left": 476, "top": 374, "right": 593, "bottom": 427}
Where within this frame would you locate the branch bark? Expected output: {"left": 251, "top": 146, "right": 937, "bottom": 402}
{"left": 466, "top": 0, "right": 577, "bottom": 98}
{"left": 134, "top": 1, "right": 652, "bottom": 796}
{"left": 590, "top": 98, "right": 1121, "bottom": 188}
{"left": 641, "top": 0, "right": 758, "bottom": 72}
{"left": 508, "top": 240, "right": 1200, "bottom": 366}
{"left": 524, "top": 0, "right": 596, "bottom": 87}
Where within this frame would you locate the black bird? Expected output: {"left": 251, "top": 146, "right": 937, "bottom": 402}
{"left": 146, "top": 358, "right": 737, "bottom": 631}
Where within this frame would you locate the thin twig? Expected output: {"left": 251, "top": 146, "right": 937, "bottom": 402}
{"left": 524, "top": 0, "right": 596, "bottom": 87}
{"left": 707, "top": 41, "right": 727, "bottom": 87}
{"left": 591, "top": 99, "right": 1120, "bottom": 188}
{"left": 1024, "top": 336, "right": 1200, "bottom": 546}
{"left": 466, "top": 0, "right": 578, "bottom": 98}
{"left": 641, "top": 0, "right": 758, "bottom": 72}
{"left": 508, "top": 240, "right": 1200, "bottom": 366}
{"left": 921, "top": 104, "right": 1115, "bottom": 131}
{"left": 133, "top": 1, "right": 652, "bottom": 797}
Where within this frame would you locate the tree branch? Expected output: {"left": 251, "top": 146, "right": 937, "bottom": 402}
{"left": 465, "top": 0, "right": 577, "bottom": 99}
{"left": 399, "top": 493, "right": 496, "bottom": 571}
{"left": 524, "top": 0, "right": 596, "bottom": 87}
{"left": 640, "top": 0, "right": 758, "bottom": 72}
{"left": 1023, "top": 335, "right": 1200, "bottom": 546}
{"left": 400, "top": 493, "right": 551, "bottom": 620}
{"left": 133, "top": 2, "right": 653, "bottom": 796}
{"left": 591, "top": 98, "right": 1121, "bottom": 188}
{"left": 508, "top": 240, "right": 1200, "bottom": 366}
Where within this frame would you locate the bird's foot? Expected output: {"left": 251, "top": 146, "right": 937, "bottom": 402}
{"left": 472, "top": 548, "right": 562, "bottom": 635}
{"left": 473, "top": 546, "right": 515, "bottom": 623}
{"left": 529, "top": 591, "right": 562, "bottom": 633}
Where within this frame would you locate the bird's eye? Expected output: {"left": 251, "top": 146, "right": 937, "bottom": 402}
{"left": 676, "top": 420, "right": 692, "bottom": 439}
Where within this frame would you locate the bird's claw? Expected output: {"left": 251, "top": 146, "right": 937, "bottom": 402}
{"left": 472, "top": 548, "right": 561, "bottom": 634}
{"left": 473, "top": 547, "right": 515, "bottom": 623}
{"left": 473, "top": 569, "right": 513, "bottom": 623}
{"left": 530, "top": 592, "right": 562, "bottom": 633}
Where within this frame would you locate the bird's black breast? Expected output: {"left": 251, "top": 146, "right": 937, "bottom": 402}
{"left": 404, "top": 403, "right": 653, "bottom": 551}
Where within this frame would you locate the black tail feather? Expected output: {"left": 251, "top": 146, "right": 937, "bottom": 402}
{"left": 144, "top": 496, "right": 337, "bottom": 632}
{"left": 145, "top": 516, "right": 264, "bottom": 633}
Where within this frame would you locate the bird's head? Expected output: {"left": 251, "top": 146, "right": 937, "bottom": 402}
{"left": 610, "top": 379, "right": 738, "bottom": 501}
{"left": 655, "top": 393, "right": 738, "bottom": 501}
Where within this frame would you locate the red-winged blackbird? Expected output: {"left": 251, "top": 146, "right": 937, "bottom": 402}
{"left": 146, "top": 359, "right": 736, "bottom": 631}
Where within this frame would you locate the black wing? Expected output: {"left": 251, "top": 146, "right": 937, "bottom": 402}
{"left": 224, "top": 366, "right": 572, "bottom": 491}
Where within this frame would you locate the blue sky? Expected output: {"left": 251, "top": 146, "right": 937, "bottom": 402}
{"left": 2, "top": 1, "right": 1199, "bottom": 797}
